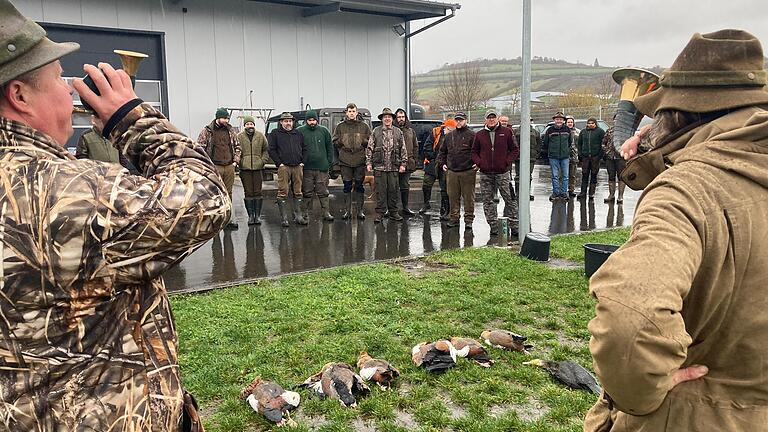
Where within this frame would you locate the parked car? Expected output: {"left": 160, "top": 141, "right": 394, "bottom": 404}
{"left": 265, "top": 107, "right": 373, "bottom": 178}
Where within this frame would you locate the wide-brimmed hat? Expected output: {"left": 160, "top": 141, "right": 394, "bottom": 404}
{"left": 635, "top": 29, "right": 768, "bottom": 116}
{"left": 552, "top": 112, "right": 566, "bottom": 120}
{"left": 279, "top": 112, "right": 295, "bottom": 121}
{"left": 378, "top": 107, "right": 395, "bottom": 120}
{"left": 0, "top": 0, "right": 80, "bottom": 85}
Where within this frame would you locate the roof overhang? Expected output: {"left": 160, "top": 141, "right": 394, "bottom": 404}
{"left": 248, "top": 0, "right": 459, "bottom": 21}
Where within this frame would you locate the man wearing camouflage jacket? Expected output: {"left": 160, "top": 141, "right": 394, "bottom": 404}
{"left": 0, "top": 1, "right": 228, "bottom": 430}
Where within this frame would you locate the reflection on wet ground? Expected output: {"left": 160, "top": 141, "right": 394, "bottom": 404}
{"left": 165, "top": 166, "right": 638, "bottom": 292}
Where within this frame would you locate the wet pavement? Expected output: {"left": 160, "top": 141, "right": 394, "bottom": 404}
{"left": 164, "top": 166, "right": 639, "bottom": 292}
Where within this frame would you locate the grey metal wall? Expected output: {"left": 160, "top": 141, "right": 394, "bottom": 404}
{"left": 15, "top": 0, "right": 407, "bottom": 135}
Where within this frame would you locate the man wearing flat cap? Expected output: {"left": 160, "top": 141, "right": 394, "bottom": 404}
{"left": 585, "top": 29, "right": 768, "bottom": 431}
{"left": 0, "top": 1, "right": 226, "bottom": 430}
{"left": 268, "top": 111, "right": 307, "bottom": 227}
{"left": 198, "top": 107, "right": 241, "bottom": 229}
{"left": 543, "top": 112, "right": 573, "bottom": 201}
{"left": 366, "top": 107, "right": 407, "bottom": 223}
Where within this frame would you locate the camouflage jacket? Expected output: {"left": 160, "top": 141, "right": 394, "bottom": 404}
{"left": 0, "top": 104, "right": 230, "bottom": 431}
{"left": 197, "top": 120, "right": 241, "bottom": 166}
{"left": 602, "top": 126, "right": 620, "bottom": 160}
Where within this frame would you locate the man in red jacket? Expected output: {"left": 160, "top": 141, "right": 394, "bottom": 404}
{"left": 471, "top": 110, "right": 519, "bottom": 235}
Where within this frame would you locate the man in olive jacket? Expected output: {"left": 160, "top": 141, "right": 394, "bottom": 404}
{"left": 576, "top": 118, "right": 605, "bottom": 199}
{"left": 543, "top": 112, "right": 572, "bottom": 201}
{"left": 585, "top": 29, "right": 768, "bottom": 432}
{"left": 395, "top": 108, "right": 418, "bottom": 216}
{"left": 332, "top": 102, "right": 371, "bottom": 220}
{"left": 237, "top": 115, "right": 269, "bottom": 225}
{"left": 299, "top": 109, "right": 334, "bottom": 222}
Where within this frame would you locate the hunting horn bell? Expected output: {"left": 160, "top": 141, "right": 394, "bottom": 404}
{"left": 611, "top": 68, "right": 660, "bottom": 154}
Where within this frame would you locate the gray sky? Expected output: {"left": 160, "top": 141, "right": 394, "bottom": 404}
{"left": 410, "top": 0, "right": 768, "bottom": 73}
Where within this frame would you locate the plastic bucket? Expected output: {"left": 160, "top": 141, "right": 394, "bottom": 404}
{"left": 520, "top": 232, "right": 551, "bottom": 261}
{"left": 583, "top": 243, "right": 620, "bottom": 278}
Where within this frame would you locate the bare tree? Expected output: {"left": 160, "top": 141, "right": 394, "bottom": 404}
{"left": 508, "top": 86, "right": 521, "bottom": 116}
{"left": 596, "top": 73, "right": 618, "bottom": 103}
{"left": 437, "top": 62, "right": 490, "bottom": 113}
{"left": 409, "top": 75, "right": 419, "bottom": 104}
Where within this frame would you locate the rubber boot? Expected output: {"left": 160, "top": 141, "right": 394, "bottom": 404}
{"left": 253, "top": 198, "right": 263, "bottom": 225}
{"left": 419, "top": 188, "right": 432, "bottom": 214}
{"left": 244, "top": 198, "right": 256, "bottom": 225}
{"left": 277, "top": 199, "right": 290, "bottom": 227}
{"left": 617, "top": 182, "right": 626, "bottom": 203}
{"left": 577, "top": 177, "right": 589, "bottom": 199}
{"left": 588, "top": 182, "right": 596, "bottom": 200}
{"left": 320, "top": 196, "right": 335, "bottom": 221}
{"left": 401, "top": 190, "right": 415, "bottom": 216}
{"left": 341, "top": 192, "right": 352, "bottom": 220}
{"left": 604, "top": 183, "right": 616, "bottom": 203}
{"left": 294, "top": 198, "right": 308, "bottom": 225}
{"left": 355, "top": 192, "right": 366, "bottom": 220}
{"left": 439, "top": 195, "right": 450, "bottom": 221}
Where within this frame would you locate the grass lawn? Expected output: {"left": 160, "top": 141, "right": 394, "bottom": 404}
{"left": 171, "top": 228, "right": 631, "bottom": 431}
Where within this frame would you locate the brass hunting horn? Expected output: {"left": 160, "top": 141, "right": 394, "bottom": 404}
{"left": 74, "top": 49, "right": 149, "bottom": 113}
{"left": 611, "top": 68, "right": 660, "bottom": 153}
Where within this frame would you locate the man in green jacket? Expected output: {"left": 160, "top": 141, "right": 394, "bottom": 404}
{"left": 299, "top": 109, "right": 334, "bottom": 221}
{"left": 576, "top": 118, "right": 605, "bottom": 200}
{"left": 543, "top": 112, "right": 572, "bottom": 201}
{"left": 237, "top": 115, "right": 269, "bottom": 225}
{"left": 585, "top": 29, "right": 768, "bottom": 432}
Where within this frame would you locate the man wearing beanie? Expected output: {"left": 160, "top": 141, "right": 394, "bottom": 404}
{"left": 585, "top": 29, "right": 768, "bottom": 431}
{"left": 395, "top": 108, "right": 418, "bottom": 216}
{"left": 198, "top": 107, "right": 241, "bottom": 229}
{"left": 237, "top": 115, "right": 269, "bottom": 225}
{"left": 576, "top": 117, "right": 605, "bottom": 200}
{"left": 0, "top": 1, "right": 226, "bottom": 429}
{"left": 268, "top": 112, "right": 307, "bottom": 226}
{"left": 298, "top": 109, "right": 334, "bottom": 222}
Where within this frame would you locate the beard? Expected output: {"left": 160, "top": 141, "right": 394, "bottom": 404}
{"left": 645, "top": 110, "right": 702, "bottom": 150}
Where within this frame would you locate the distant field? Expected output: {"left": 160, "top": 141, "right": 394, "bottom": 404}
{"left": 413, "top": 60, "right": 618, "bottom": 101}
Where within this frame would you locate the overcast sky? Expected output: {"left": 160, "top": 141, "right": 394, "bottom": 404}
{"left": 409, "top": 0, "right": 768, "bottom": 73}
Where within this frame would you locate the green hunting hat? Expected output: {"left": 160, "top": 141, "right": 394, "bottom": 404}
{"left": 243, "top": 115, "right": 255, "bottom": 124}
{"left": 635, "top": 29, "right": 768, "bottom": 116}
{"left": 377, "top": 107, "right": 395, "bottom": 120}
{"left": 215, "top": 107, "right": 229, "bottom": 119}
{"left": 0, "top": 0, "right": 79, "bottom": 85}
{"left": 279, "top": 111, "right": 294, "bottom": 121}
{"left": 305, "top": 109, "right": 318, "bottom": 120}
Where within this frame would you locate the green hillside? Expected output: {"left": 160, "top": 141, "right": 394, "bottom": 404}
{"left": 412, "top": 58, "right": 631, "bottom": 104}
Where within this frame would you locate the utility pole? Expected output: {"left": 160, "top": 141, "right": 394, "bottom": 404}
{"left": 518, "top": 0, "right": 532, "bottom": 242}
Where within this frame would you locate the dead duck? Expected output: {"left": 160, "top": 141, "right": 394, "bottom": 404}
{"left": 299, "top": 362, "right": 370, "bottom": 407}
{"left": 411, "top": 340, "right": 459, "bottom": 372}
{"left": 481, "top": 329, "right": 533, "bottom": 353}
{"left": 450, "top": 337, "right": 494, "bottom": 367}
{"left": 239, "top": 377, "right": 300, "bottom": 427}
{"left": 523, "top": 359, "right": 602, "bottom": 395}
{"left": 356, "top": 351, "right": 401, "bottom": 390}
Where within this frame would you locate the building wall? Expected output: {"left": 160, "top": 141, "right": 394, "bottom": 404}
{"left": 15, "top": 0, "right": 407, "bottom": 135}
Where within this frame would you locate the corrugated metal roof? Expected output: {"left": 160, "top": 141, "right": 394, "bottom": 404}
{"left": 248, "top": 0, "right": 460, "bottom": 20}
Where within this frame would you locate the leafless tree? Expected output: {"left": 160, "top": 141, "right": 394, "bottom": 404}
{"left": 596, "top": 73, "right": 618, "bottom": 102}
{"left": 508, "top": 86, "right": 521, "bottom": 116}
{"left": 437, "top": 62, "right": 490, "bottom": 113}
